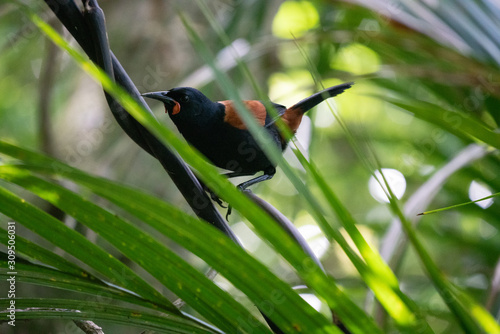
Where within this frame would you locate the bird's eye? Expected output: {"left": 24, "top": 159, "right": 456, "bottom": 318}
{"left": 180, "top": 95, "right": 189, "bottom": 103}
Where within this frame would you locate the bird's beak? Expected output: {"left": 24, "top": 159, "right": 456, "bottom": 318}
{"left": 141, "top": 91, "right": 171, "bottom": 102}
{"left": 141, "top": 91, "right": 180, "bottom": 115}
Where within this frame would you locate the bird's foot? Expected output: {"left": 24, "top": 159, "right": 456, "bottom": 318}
{"left": 226, "top": 205, "right": 232, "bottom": 220}
{"left": 199, "top": 179, "right": 227, "bottom": 208}
{"left": 225, "top": 187, "right": 253, "bottom": 220}
{"left": 207, "top": 189, "right": 227, "bottom": 208}
{"left": 206, "top": 188, "right": 232, "bottom": 220}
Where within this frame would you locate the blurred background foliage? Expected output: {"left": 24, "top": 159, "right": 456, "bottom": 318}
{"left": 1, "top": 0, "right": 500, "bottom": 333}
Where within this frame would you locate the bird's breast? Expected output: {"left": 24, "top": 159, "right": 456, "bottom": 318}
{"left": 178, "top": 120, "right": 279, "bottom": 173}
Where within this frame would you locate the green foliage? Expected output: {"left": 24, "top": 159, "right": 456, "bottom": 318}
{"left": 1, "top": 1, "right": 499, "bottom": 333}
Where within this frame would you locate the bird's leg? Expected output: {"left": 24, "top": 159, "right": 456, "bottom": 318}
{"left": 201, "top": 169, "right": 276, "bottom": 218}
{"left": 198, "top": 171, "right": 254, "bottom": 209}
{"left": 236, "top": 167, "right": 276, "bottom": 191}
{"left": 224, "top": 171, "right": 255, "bottom": 179}
{"left": 225, "top": 168, "right": 276, "bottom": 219}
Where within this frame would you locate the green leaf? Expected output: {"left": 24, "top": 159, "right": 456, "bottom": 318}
{"left": 0, "top": 160, "right": 337, "bottom": 332}
{"left": 0, "top": 183, "right": 172, "bottom": 311}
{"left": 418, "top": 191, "right": 500, "bottom": 215}
{"left": 0, "top": 298, "right": 220, "bottom": 334}
{"left": 295, "top": 154, "right": 425, "bottom": 329}
{"left": 0, "top": 166, "right": 267, "bottom": 333}
{"left": 0, "top": 260, "right": 165, "bottom": 312}
{"left": 382, "top": 175, "right": 499, "bottom": 334}
{"left": 0, "top": 227, "right": 85, "bottom": 276}
{"left": 385, "top": 95, "right": 500, "bottom": 150}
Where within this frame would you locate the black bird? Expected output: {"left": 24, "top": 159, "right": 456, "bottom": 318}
{"left": 142, "top": 82, "right": 352, "bottom": 193}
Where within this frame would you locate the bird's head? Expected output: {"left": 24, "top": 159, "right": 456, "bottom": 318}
{"left": 142, "top": 87, "right": 214, "bottom": 121}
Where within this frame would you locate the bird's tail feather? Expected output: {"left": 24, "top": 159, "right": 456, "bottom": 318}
{"left": 288, "top": 82, "right": 353, "bottom": 114}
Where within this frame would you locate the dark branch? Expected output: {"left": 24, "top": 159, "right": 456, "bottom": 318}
{"left": 43, "top": 0, "right": 238, "bottom": 243}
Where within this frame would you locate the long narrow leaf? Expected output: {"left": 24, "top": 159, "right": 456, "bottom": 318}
{"left": 0, "top": 166, "right": 267, "bottom": 333}
{"left": 0, "top": 298, "right": 220, "bottom": 334}
{"left": 293, "top": 152, "right": 427, "bottom": 330}
{"left": 383, "top": 177, "right": 500, "bottom": 333}
{"left": 0, "top": 227, "right": 86, "bottom": 276}
{"left": 0, "top": 260, "right": 168, "bottom": 313}
{"left": 418, "top": 192, "right": 500, "bottom": 215}
{"left": 385, "top": 95, "right": 500, "bottom": 150}
{"left": 0, "top": 185, "right": 173, "bottom": 311}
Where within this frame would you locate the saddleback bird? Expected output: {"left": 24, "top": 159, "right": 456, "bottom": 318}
{"left": 142, "top": 82, "right": 353, "bottom": 197}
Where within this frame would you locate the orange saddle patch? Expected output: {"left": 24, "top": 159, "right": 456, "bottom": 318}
{"left": 220, "top": 100, "right": 267, "bottom": 130}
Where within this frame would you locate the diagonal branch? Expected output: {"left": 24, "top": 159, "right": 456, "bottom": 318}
{"left": 43, "top": 0, "right": 238, "bottom": 243}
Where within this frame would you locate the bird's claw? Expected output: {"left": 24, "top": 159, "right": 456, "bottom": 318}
{"left": 225, "top": 205, "right": 232, "bottom": 220}
{"left": 225, "top": 188, "right": 253, "bottom": 220}
{"left": 205, "top": 183, "right": 253, "bottom": 220}
{"left": 200, "top": 180, "right": 227, "bottom": 208}
{"left": 210, "top": 191, "right": 227, "bottom": 208}
{"left": 205, "top": 188, "right": 232, "bottom": 219}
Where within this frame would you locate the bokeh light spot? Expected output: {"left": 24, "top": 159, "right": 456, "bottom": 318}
{"left": 272, "top": 1, "right": 319, "bottom": 39}
{"left": 469, "top": 180, "right": 493, "bottom": 209}
{"left": 368, "top": 168, "right": 406, "bottom": 203}
{"left": 298, "top": 224, "right": 329, "bottom": 258}
{"left": 330, "top": 43, "right": 380, "bottom": 75}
